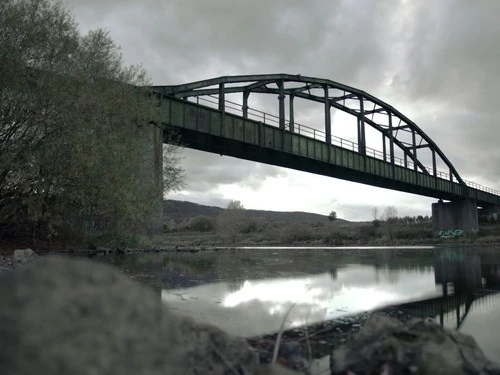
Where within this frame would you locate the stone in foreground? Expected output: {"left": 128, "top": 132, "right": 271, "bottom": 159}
{"left": 330, "top": 314, "right": 500, "bottom": 375}
{"left": 13, "top": 248, "right": 38, "bottom": 262}
{"left": 0, "top": 256, "right": 269, "bottom": 374}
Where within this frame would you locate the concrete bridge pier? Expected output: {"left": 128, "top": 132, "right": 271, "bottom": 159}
{"left": 432, "top": 199, "right": 478, "bottom": 233}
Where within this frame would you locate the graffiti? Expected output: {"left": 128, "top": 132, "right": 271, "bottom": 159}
{"left": 437, "top": 229, "right": 465, "bottom": 239}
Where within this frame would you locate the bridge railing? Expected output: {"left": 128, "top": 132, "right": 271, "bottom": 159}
{"left": 192, "top": 95, "right": 499, "bottom": 196}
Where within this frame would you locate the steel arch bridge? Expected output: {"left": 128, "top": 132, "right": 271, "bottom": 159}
{"left": 152, "top": 74, "right": 500, "bottom": 210}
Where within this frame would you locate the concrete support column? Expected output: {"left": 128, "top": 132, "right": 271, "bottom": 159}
{"left": 432, "top": 199, "right": 479, "bottom": 233}
{"left": 144, "top": 124, "right": 163, "bottom": 235}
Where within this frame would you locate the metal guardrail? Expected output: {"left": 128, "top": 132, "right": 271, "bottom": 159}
{"left": 192, "top": 96, "right": 499, "bottom": 196}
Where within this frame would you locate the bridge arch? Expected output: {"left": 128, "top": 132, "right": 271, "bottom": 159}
{"left": 153, "top": 74, "right": 466, "bottom": 187}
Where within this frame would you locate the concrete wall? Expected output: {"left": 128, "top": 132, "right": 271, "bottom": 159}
{"left": 432, "top": 200, "right": 478, "bottom": 233}
{"left": 143, "top": 124, "right": 163, "bottom": 234}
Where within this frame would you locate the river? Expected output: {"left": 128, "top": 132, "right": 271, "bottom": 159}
{"left": 105, "top": 246, "right": 500, "bottom": 369}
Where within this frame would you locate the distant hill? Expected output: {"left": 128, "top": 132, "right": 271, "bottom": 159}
{"left": 163, "top": 200, "right": 223, "bottom": 222}
{"left": 163, "top": 199, "right": 346, "bottom": 225}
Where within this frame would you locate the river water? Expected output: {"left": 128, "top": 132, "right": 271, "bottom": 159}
{"left": 108, "top": 246, "right": 500, "bottom": 366}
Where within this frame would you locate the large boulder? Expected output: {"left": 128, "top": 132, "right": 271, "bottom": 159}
{"left": 330, "top": 314, "right": 500, "bottom": 375}
{"left": 0, "top": 256, "right": 266, "bottom": 375}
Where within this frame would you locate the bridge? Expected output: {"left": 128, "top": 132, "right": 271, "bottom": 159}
{"left": 152, "top": 74, "right": 500, "bottom": 231}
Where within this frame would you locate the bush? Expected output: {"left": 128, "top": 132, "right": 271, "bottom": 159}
{"left": 240, "top": 219, "right": 262, "bottom": 234}
{"left": 281, "top": 223, "right": 314, "bottom": 243}
{"left": 188, "top": 216, "right": 216, "bottom": 232}
{"left": 393, "top": 226, "right": 433, "bottom": 240}
{"left": 359, "top": 225, "right": 378, "bottom": 238}
{"left": 323, "top": 230, "right": 351, "bottom": 246}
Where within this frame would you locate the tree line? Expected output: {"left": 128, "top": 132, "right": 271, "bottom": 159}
{"left": 0, "top": 0, "right": 183, "bottom": 244}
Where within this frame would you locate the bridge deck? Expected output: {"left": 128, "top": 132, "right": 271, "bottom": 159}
{"left": 159, "top": 96, "right": 500, "bottom": 206}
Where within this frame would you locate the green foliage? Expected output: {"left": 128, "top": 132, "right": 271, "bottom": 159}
{"left": 188, "top": 215, "right": 216, "bottom": 232}
{"left": 0, "top": 0, "right": 183, "bottom": 243}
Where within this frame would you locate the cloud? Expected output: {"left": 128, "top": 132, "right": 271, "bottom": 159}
{"left": 176, "top": 148, "right": 287, "bottom": 193}
{"left": 63, "top": 0, "right": 500, "bottom": 218}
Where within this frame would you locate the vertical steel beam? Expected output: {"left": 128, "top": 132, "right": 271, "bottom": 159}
{"left": 382, "top": 133, "right": 387, "bottom": 162}
{"left": 278, "top": 80, "right": 285, "bottom": 129}
{"left": 404, "top": 153, "right": 408, "bottom": 168}
{"left": 324, "top": 85, "right": 331, "bottom": 143}
{"left": 412, "top": 127, "right": 417, "bottom": 171}
{"left": 289, "top": 94, "right": 295, "bottom": 132}
{"left": 432, "top": 149, "right": 437, "bottom": 177}
{"left": 218, "top": 83, "right": 225, "bottom": 113}
{"left": 388, "top": 112, "right": 395, "bottom": 164}
{"left": 358, "top": 97, "right": 366, "bottom": 155}
{"left": 242, "top": 91, "right": 249, "bottom": 118}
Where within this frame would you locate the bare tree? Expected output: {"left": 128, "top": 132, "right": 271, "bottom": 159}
{"left": 217, "top": 200, "right": 246, "bottom": 243}
{"left": 383, "top": 206, "right": 398, "bottom": 222}
{"left": 372, "top": 207, "right": 379, "bottom": 221}
{"left": 383, "top": 206, "right": 398, "bottom": 241}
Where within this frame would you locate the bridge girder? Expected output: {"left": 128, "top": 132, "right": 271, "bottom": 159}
{"left": 152, "top": 74, "right": 466, "bottom": 187}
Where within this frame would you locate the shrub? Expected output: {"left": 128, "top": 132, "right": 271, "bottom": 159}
{"left": 188, "top": 216, "right": 216, "bottom": 232}
{"left": 323, "top": 230, "right": 350, "bottom": 246}
{"left": 359, "top": 225, "right": 378, "bottom": 238}
{"left": 281, "top": 223, "right": 314, "bottom": 243}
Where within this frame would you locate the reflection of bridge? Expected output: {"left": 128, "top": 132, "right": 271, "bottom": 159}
{"left": 262, "top": 249, "right": 500, "bottom": 342}
{"left": 370, "top": 249, "right": 500, "bottom": 329}
{"left": 152, "top": 74, "right": 500, "bottom": 231}
{"left": 386, "top": 287, "right": 499, "bottom": 330}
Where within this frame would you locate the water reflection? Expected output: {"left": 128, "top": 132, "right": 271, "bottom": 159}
{"left": 103, "top": 247, "right": 500, "bottom": 365}
{"left": 160, "top": 250, "right": 441, "bottom": 337}
{"left": 155, "top": 248, "right": 500, "bottom": 342}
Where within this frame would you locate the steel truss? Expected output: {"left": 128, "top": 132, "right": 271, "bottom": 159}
{"left": 153, "top": 74, "right": 466, "bottom": 187}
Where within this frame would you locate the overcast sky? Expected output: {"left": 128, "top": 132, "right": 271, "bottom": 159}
{"left": 64, "top": 0, "right": 500, "bottom": 220}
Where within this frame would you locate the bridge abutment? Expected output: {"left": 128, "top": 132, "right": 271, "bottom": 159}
{"left": 432, "top": 199, "right": 478, "bottom": 233}
{"left": 143, "top": 125, "right": 163, "bottom": 234}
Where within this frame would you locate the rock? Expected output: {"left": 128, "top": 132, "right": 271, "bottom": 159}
{"left": 330, "top": 314, "right": 500, "bottom": 375}
{"left": 0, "top": 256, "right": 264, "bottom": 375}
{"left": 13, "top": 248, "right": 38, "bottom": 263}
{"left": 275, "top": 341, "right": 310, "bottom": 374}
